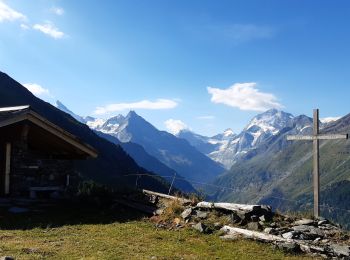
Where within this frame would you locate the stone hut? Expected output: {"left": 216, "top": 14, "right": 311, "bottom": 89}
{"left": 0, "top": 105, "right": 98, "bottom": 198}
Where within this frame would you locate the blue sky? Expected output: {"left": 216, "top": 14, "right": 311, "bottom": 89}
{"left": 0, "top": 0, "right": 350, "bottom": 136}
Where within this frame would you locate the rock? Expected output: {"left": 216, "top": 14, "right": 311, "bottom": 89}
{"left": 264, "top": 227, "right": 273, "bottom": 234}
{"left": 259, "top": 215, "right": 266, "bottom": 222}
{"left": 154, "top": 209, "right": 164, "bottom": 215}
{"left": 317, "top": 220, "right": 329, "bottom": 226}
{"left": 250, "top": 215, "right": 259, "bottom": 222}
{"left": 293, "top": 218, "right": 314, "bottom": 226}
{"left": 292, "top": 225, "right": 325, "bottom": 238}
{"left": 276, "top": 242, "right": 301, "bottom": 254}
{"left": 270, "top": 222, "right": 277, "bottom": 228}
{"left": 193, "top": 222, "right": 206, "bottom": 233}
{"left": 292, "top": 225, "right": 311, "bottom": 232}
{"left": 261, "top": 205, "right": 272, "bottom": 212}
{"left": 8, "top": 207, "right": 29, "bottom": 214}
{"left": 282, "top": 231, "right": 295, "bottom": 239}
{"left": 314, "top": 237, "right": 321, "bottom": 242}
{"left": 181, "top": 208, "right": 192, "bottom": 219}
{"left": 236, "top": 210, "right": 248, "bottom": 221}
{"left": 196, "top": 210, "right": 208, "bottom": 219}
{"left": 247, "top": 222, "right": 262, "bottom": 231}
{"left": 230, "top": 213, "right": 241, "bottom": 224}
{"left": 330, "top": 244, "right": 350, "bottom": 257}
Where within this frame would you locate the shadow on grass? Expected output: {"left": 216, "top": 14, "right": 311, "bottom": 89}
{"left": 0, "top": 200, "right": 150, "bottom": 230}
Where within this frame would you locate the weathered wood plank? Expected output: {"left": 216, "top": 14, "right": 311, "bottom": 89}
{"left": 143, "top": 189, "right": 191, "bottom": 203}
{"left": 221, "top": 226, "right": 326, "bottom": 255}
{"left": 4, "top": 142, "right": 11, "bottom": 195}
{"left": 313, "top": 109, "right": 320, "bottom": 218}
{"left": 196, "top": 202, "right": 261, "bottom": 212}
{"left": 287, "top": 134, "right": 348, "bottom": 140}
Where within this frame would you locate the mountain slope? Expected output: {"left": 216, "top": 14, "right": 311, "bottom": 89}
{"left": 88, "top": 111, "right": 225, "bottom": 184}
{"left": 0, "top": 71, "right": 170, "bottom": 193}
{"left": 94, "top": 131, "right": 196, "bottom": 193}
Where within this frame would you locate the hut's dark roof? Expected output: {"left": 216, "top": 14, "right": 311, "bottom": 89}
{"left": 0, "top": 105, "right": 30, "bottom": 122}
{"left": 0, "top": 105, "right": 98, "bottom": 158}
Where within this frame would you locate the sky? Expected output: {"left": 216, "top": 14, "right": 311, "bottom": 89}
{"left": 0, "top": 0, "right": 350, "bottom": 136}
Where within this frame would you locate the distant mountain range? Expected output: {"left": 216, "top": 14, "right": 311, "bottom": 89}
{"left": 84, "top": 111, "right": 226, "bottom": 185}
{"left": 176, "top": 109, "right": 296, "bottom": 169}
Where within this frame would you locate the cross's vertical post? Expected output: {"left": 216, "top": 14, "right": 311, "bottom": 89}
{"left": 313, "top": 109, "right": 320, "bottom": 218}
{"left": 287, "top": 109, "right": 348, "bottom": 219}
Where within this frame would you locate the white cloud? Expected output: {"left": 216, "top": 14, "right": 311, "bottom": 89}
{"left": 20, "top": 23, "right": 29, "bottom": 30}
{"left": 22, "top": 83, "right": 50, "bottom": 97}
{"left": 33, "top": 22, "right": 64, "bottom": 39}
{"left": 207, "top": 82, "right": 283, "bottom": 112}
{"left": 197, "top": 115, "right": 215, "bottom": 120}
{"left": 94, "top": 99, "right": 178, "bottom": 115}
{"left": 51, "top": 7, "right": 64, "bottom": 16}
{"left": 0, "top": 1, "right": 26, "bottom": 22}
{"left": 165, "top": 119, "right": 189, "bottom": 135}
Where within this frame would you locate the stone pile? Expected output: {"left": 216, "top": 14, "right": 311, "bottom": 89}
{"left": 143, "top": 190, "right": 350, "bottom": 259}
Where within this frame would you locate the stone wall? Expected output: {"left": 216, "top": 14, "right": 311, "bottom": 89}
{"left": 9, "top": 141, "right": 75, "bottom": 197}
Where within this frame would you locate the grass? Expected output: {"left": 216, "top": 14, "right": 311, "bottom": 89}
{"left": 0, "top": 201, "right": 316, "bottom": 260}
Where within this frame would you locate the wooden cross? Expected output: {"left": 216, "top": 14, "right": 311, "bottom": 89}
{"left": 287, "top": 109, "right": 348, "bottom": 218}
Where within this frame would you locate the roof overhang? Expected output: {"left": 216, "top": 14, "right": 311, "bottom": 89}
{"left": 0, "top": 106, "right": 98, "bottom": 158}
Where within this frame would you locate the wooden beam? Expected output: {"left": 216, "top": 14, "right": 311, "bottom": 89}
{"left": 4, "top": 142, "right": 11, "bottom": 195}
{"left": 287, "top": 136, "right": 313, "bottom": 140}
{"left": 313, "top": 109, "right": 320, "bottom": 218}
{"left": 196, "top": 201, "right": 262, "bottom": 212}
{"left": 287, "top": 134, "right": 348, "bottom": 141}
{"left": 317, "top": 134, "right": 348, "bottom": 140}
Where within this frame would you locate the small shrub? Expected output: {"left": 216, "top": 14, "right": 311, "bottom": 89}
{"left": 159, "top": 199, "right": 185, "bottom": 222}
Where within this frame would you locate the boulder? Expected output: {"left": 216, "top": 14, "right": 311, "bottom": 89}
{"left": 193, "top": 222, "right": 207, "bottom": 233}
{"left": 250, "top": 215, "right": 259, "bottom": 222}
{"left": 275, "top": 242, "right": 301, "bottom": 254}
{"left": 282, "top": 231, "right": 295, "bottom": 239}
{"left": 293, "top": 219, "right": 314, "bottom": 226}
{"left": 330, "top": 244, "right": 350, "bottom": 257}
{"left": 181, "top": 208, "right": 192, "bottom": 219}
{"left": 196, "top": 210, "right": 208, "bottom": 219}
{"left": 247, "top": 222, "right": 262, "bottom": 231}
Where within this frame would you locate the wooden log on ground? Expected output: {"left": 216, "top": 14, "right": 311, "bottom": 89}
{"left": 221, "top": 226, "right": 286, "bottom": 242}
{"left": 143, "top": 189, "right": 191, "bottom": 203}
{"left": 221, "top": 226, "right": 327, "bottom": 256}
{"left": 196, "top": 202, "right": 262, "bottom": 213}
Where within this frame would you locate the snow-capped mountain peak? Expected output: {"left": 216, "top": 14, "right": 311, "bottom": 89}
{"left": 55, "top": 100, "right": 86, "bottom": 123}
{"left": 223, "top": 128, "right": 235, "bottom": 137}
{"left": 245, "top": 109, "right": 294, "bottom": 133}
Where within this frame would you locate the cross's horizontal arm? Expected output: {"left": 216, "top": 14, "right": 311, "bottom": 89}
{"left": 287, "top": 134, "right": 348, "bottom": 141}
